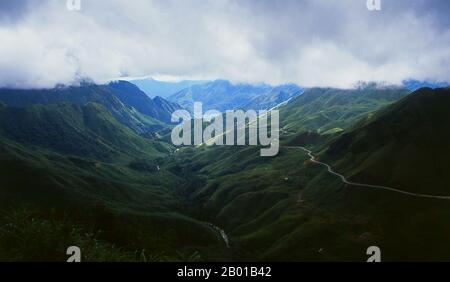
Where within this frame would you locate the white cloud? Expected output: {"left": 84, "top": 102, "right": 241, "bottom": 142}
{"left": 0, "top": 0, "right": 449, "bottom": 88}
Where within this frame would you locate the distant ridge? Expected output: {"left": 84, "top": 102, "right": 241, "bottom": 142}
{"left": 130, "top": 78, "right": 208, "bottom": 99}
{"left": 0, "top": 81, "right": 178, "bottom": 133}
{"left": 167, "top": 79, "right": 302, "bottom": 112}
{"left": 107, "top": 80, "right": 182, "bottom": 123}
{"left": 402, "top": 79, "right": 450, "bottom": 91}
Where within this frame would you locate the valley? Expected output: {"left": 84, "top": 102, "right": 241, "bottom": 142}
{"left": 2, "top": 0, "right": 450, "bottom": 266}
{"left": 0, "top": 80, "right": 449, "bottom": 261}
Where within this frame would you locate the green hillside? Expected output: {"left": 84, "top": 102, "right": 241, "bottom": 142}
{"left": 155, "top": 87, "right": 412, "bottom": 260}
{"left": 280, "top": 86, "right": 410, "bottom": 133}
{"left": 0, "top": 101, "right": 226, "bottom": 261}
{"left": 322, "top": 87, "right": 450, "bottom": 195}
{"left": 0, "top": 83, "right": 167, "bottom": 134}
{"left": 162, "top": 87, "right": 450, "bottom": 261}
{"left": 108, "top": 81, "right": 182, "bottom": 123}
{"left": 3, "top": 84, "right": 450, "bottom": 262}
{"left": 0, "top": 103, "right": 167, "bottom": 161}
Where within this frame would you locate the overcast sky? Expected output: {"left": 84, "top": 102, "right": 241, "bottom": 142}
{"left": 0, "top": 0, "right": 449, "bottom": 88}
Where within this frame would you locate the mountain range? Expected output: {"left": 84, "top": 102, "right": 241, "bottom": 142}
{"left": 167, "top": 79, "right": 303, "bottom": 112}
{"left": 1, "top": 81, "right": 450, "bottom": 261}
{"left": 0, "top": 81, "right": 180, "bottom": 133}
{"left": 129, "top": 78, "right": 207, "bottom": 99}
{"left": 402, "top": 79, "right": 450, "bottom": 91}
{"left": 0, "top": 82, "right": 221, "bottom": 261}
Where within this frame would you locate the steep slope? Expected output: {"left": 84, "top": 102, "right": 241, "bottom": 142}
{"left": 0, "top": 101, "right": 225, "bottom": 261}
{"left": 167, "top": 80, "right": 273, "bottom": 112}
{"left": 280, "top": 86, "right": 410, "bottom": 133}
{"left": 0, "top": 102, "right": 168, "bottom": 161}
{"left": 0, "top": 83, "right": 166, "bottom": 133}
{"left": 163, "top": 86, "right": 450, "bottom": 261}
{"left": 243, "top": 84, "right": 303, "bottom": 110}
{"left": 322, "top": 87, "right": 450, "bottom": 195}
{"left": 0, "top": 140, "right": 223, "bottom": 262}
{"left": 4, "top": 82, "right": 450, "bottom": 261}
{"left": 153, "top": 96, "right": 181, "bottom": 117}
{"left": 107, "top": 81, "right": 182, "bottom": 123}
{"left": 130, "top": 78, "right": 208, "bottom": 98}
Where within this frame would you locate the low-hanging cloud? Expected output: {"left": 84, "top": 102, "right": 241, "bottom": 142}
{"left": 0, "top": 0, "right": 449, "bottom": 89}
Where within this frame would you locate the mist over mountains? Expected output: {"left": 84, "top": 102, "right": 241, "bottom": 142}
{"left": 2, "top": 1, "right": 450, "bottom": 88}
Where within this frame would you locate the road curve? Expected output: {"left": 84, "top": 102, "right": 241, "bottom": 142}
{"left": 285, "top": 146, "right": 450, "bottom": 201}
{"left": 205, "top": 222, "right": 230, "bottom": 248}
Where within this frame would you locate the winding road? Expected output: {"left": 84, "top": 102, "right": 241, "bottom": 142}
{"left": 205, "top": 222, "right": 230, "bottom": 248}
{"left": 285, "top": 146, "right": 450, "bottom": 201}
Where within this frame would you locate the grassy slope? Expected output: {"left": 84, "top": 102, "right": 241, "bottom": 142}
{"left": 161, "top": 87, "right": 418, "bottom": 260}
{"left": 4, "top": 85, "right": 450, "bottom": 261}
{"left": 323, "top": 87, "right": 450, "bottom": 195}
{"left": 0, "top": 102, "right": 225, "bottom": 261}
{"left": 107, "top": 81, "right": 181, "bottom": 123}
{"left": 280, "top": 87, "right": 410, "bottom": 133}
{"left": 0, "top": 85, "right": 167, "bottom": 134}
{"left": 0, "top": 102, "right": 167, "bottom": 161}
{"left": 165, "top": 87, "right": 450, "bottom": 261}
